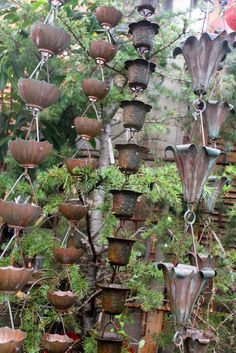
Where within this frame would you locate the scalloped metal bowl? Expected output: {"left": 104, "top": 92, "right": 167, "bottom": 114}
{"left": 59, "top": 201, "right": 88, "bottom": 224}
{"left": 82, "top": 79, "right": 110, "bottom": 102}
{"left": 90, "top": 40, "right": 117, "bottom": 64}
{"left": 65, "top": 159, "right": 95, "bottom": 175}
{"left": 53, "top": 247, "right": 83, "bottom": 265}
{"left": 95, "top": 6, "right": 122, "bottom": 29}
{"left": 0, "top": 267, "right": 34, "bottom": 294}
{"left": 74, "top": 117, "right": 102, "bottom": 140}
{"left": 41, "top": 333, "right": 73, "bottom": 353}
{"left": 47, "top": 290, "right": 77, "bottom": 312}
{"left": 0, "top": 327, "right": 26, "bottom": 353}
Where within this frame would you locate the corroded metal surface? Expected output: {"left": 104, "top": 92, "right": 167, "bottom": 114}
{"left": 0, "top": 267, "right": 34, "bottom": 294}
{"left": 115, "top": 143, "right": 148, "bottom": 174}
{"left": 187, "top": 253, "right": 216, "bottom": 270}
{"left": 95, "top": 6, "right": 122, "bottom": 29}
{"left": 201, "top": 176, "right": 228, "bottom": 213}
{"left": 111, "top": 190, "right": 141, "bottom": 219}
{"left": 47, "top": 290, "right": 77, "bottom": 312}
{"left": 8, "top": 139, "right": 52, "bottom": 168}
{"left": 18, "top": 78, "right": 60, "bottom": 111}
{"left": 183, "top": 328, "right": 213, "bottom": 353}
{"left": 65, "top": 159, "right": 95, "bottom": 175}
{"left": 98, "top": 284, "right": 130, "bottom": 315}
{"left": 137, "top": 0, "right": 159, "bottom": 17}
{"left": 41, "top": 333, "right": 73, "bottom": 353}
{"left": 129, "top": 20, "right": 159, "bottom": 54}
{"left": 124, "top": 59, "right": 156, "bottom": 92}
{"left": 165, "top": 144, "right": 222, "bottom": 204}
{"left": 53, "top": 247, "right": 83, "bottom": 265}
{"left": 0, "top": 200, "right": 42, "bottom": 229}
{"left": 107, "top": 237, "right": 136, "bottom": 266}
{"left": 30, "top": 23, "right": 71, "bottom": 56}
{"left": 90, "top": 40, "right": 117, "bottom": 64}
{"left": 96, "top": 333, "right": 123, "bottom": 353}
{"left": 59, "top": 201, "right": 88, "bottom": 223}
{"left": 120, "top": 100, "right": 152, "bottom": 131}
{"left": 0, "top": 327, "right": 26, "bottom": 353}
{"left": 82, "top": 79, "right": 110, "bottom": 102}
{"left": 74, "top": 117, "right": 102, "bottom": 140}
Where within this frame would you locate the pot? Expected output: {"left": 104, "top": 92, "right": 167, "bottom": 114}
{"left": 0, "top": 267, "right": 34, "bottom": 294}
{"left": 111, "top": 190, "right": 141, "bottom": 219}
{"left": 107, "top": 237, "right": 136, "bottom": 266}
{"left": 96, "top": 6, "right": 122, "bottom": 29}
{"left": 18, "top": 78, "right": 60, "bottom": 111}
{"left": 53, "top": 247, "right": 83, "bottom": 265}
{"left": 124, "top": 59, "right": 156, "bottom": 92}
{"left": 129, "top": 20, "right": 159, "bottom": 54}
{"left": 90, "top": 40, "right": 117, "bottom": 65}
{"left": 74, "top": 117, "right": 102, "bottom": 140}
{"left": 59, "top": 201, "right": 88, "bottom": 224}
{"left": 120, "top": 100, "right": 152, "bottom": 131}
{"left": 115, "top": 143, "right": 148, "bottom": 174}
{"left": 30, "top": 23, "right": 71, "bottom": 57}
{"left": 82, "top": 79, "right": 110, "bottom": 102}
{"left": 65, "top": 158, "right": 95, "bottom": 175}
{"left": 137, "top": 0, "right": 158, "bottom": 17}
{"left": 96, "top": 333, "right": 124, "bottom": 353}
{"left": 47, "top": 291, "right": 77, "bottom": 312}
{"left": 98, "top": 284, "right": 130, "bottom": 315}
{"left": 8, "top": 139, "right": 52, "bottom": 168}
{"left": 0, "top": 327, "right": 26, "bottom": 353}
{"left": 0, "top": 200, "right": 42, "bottom": 229}
{"left": 41, "top": 333, "right": 73, "bottom": 353}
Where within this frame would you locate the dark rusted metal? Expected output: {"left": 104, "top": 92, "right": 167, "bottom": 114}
{"left": 96, "top": 6, "right": 123, "bottom": 29}
{"left": 41, "top": 333, "right": 73, "bottom": 353}
{"left": 74, "top": 117, "right": 102, "bottom": 140}
{"left": 82, "top": 79, "right": 110, "bottom": 102}
{"left": 0, "top": 267, "right": 34, "bottom": 294}
{"left": 137, "top": 0, "right": 158, "bottom": 17}
{"left": 183, "top": 328, "right": 214, "bottom": 353}
{"left": 59, "top": 200, "right": 88, "bottom": 224}
{"left": 18, "top": 78, "right": 60, "bottom": 111}
{"left": 47, "top": 290, "right": 77, "bottom": 312}
{"left": 0, "top": 201, "right": 42, "bottom": 229}
{"left": 96, "top": 333, "right": 123, "bottom": 353}
{"left": 187, "top": 253, "right": 216, "bottom": 270}
{"left": 203, "top": 101, "right": 234, "bottom": 140}
{"left": 115, "top": 143, "right": 148, "bottom": 174}
{"left": 120, "top": 100, "right": 152, "bottom": 131}
{"left": 0, "top": 327, "right": 26, "bottom": 353}
{"left": 129, "top": 20, "right": 159, "bottom": 54}
{"left": 173, "top": 32, "right": 230, "bottom": 95}
{"left": 90, "top": 40, "right": 117, "bottom": 65}
{"left": 111, "top": 190, "right": 141, "bottom": 219}
{"left": 165, "top": 144, "right": 222, "bottom": 204}
{"left": 157, "top": 263, "right": 215, "bottom": 327}
{"left": 201, "top": 176, "right": 229, "bottom": 213}
{"left": 65, "top": 158, "right": 95, "bottom": 175}
{"left": 107, "top": 237, "right": 136, "bottom": 266}
{"left": 30, "top": 23, "right": 71, "bottom": 57}
{"left": 8, "top": 139, "right": 52, "bottom": 168}
{"left": 98, "top": 284, "right": 130, "bottom": 315}
{"left": 53, "top": 247, "right": 83, "bottom": 265}
{"left": 124, "top": 59, "right": 156, "bottom": 92}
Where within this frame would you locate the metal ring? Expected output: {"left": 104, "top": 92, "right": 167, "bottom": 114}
{"left": 184, "top": 210, "right": 196, "bottom": 225}
{"left": 192, "top": 99, "right": 207, "bottom": 113}
{"left": 199, "top": 0, "right": 215, "bottom": 13}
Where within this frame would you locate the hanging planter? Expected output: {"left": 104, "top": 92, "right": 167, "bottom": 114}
{"left": 8, "top": 139, "right": 52, "bottom": 169}
{"left": 53, "top": 247, "right": 83, "bottom": 265}
{"left": 59, "top": 200, "right": 88, "bottom": 225}
{"left": 74, "top": 117, "right": 102, "bottom": 140}
{"left": 47, "top": 291, "right": 77, "bottom": 312}
{"left": 173, "top": 33, "right": 230, "bottom": 95}
{"left": 129, "top": 20, "right": 159, "bottom": 54}
{"left": 120, "top": 100, "right": 152, "bottom": 131}
{"left": 0, "top": 267, "right": 34, "bottom": 294}
{"left": 183, "top": 328, "right": 214, "bottom": 353}
{"left": 201, "top": 176, "right": 229, "bottom": 213}
{"left": 65, "top": 158, "right": 95, "bottom": 175}
{"left": 95, "top": 6, "right": 122, "bottom": 29}
{"left": 107, "top": 237, "right": 136, "bottom": 266}
{"left": 137, "top": 0, "right": 158, "bottom": 17}
{"left": 187, "top": 253, "right": 216, "bottom": 270}
{"left": 96, "top": 333, "right": 124, "bottom": 353}
{"left": 30, "top": 23, "right": 71, "bottom": 58}
{"left": 124, "top": 59, "right": 156, "bottom": 92}
{"left": 0, "top": 327, "right": 26, "bottom": 353}
{"left": 115, "top": 143, "right": 148, "bottom": 174}
{"left": 0, "top": 201, "right": 42, "bottom": 229}
{"left": 90, "top": 40, "right": 117, "bottom": 65}
{"left": 165, "top": 144, "right": 222, "bottom": 204}
{"left": 18, "top": 78, "right": 61, "bottom": 111}
{"left": 111, "top": 190, "right": 141, "bottom": 219}
{"left": 157, "top": 263, "right": 215, "bottom": 327}
{"left": 82, "top": 79, "right": 110, "bottom": 102}
{"left": 202, "top": 101, "right": 234, "bottom": 140}
{"left": 98, "top": 284, "right": 130, "bottom": 315}
{"left": 41, "top": 333, "right": 73, "bottom": 353}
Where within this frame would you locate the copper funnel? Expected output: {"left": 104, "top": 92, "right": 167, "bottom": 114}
{"left": 107, "top": 237, "right": 136, "bottom": 266}
{"left": 0, "top": 327, "right": 26, "bottom": 353}
{"left": 111, "top": 190, "right": 141, "bottom": 219}
{"left": 53, "top": 247, "right": 83, "bottom": 265}
{"left": 59, "top": 200, "right": 88, "bottom": 224}
{"left": 129, "top": 20, "right": 159, "bottom": 54}
{"left": 90, "top": 40, "right": 117, "bottom": 65}
{"left": 137, "top": 0, "right": 158, "bottom": 17}
{"left": 201, "top": 176, "right": 228, "bottom": 213}
{"left": 74, "top": 117, "right": 102, "bottom": 140}
{"left": 124, "top": 59, "right": 156, "bottom": 92}
{"left": 96, "top": 333, "right": 124, "bottom": 353}
{"left": 82, "top": 79, "right": 110, "bottom": 102}
{"left": 120, "top": 100, "right": 152, "bottom": 131}
{"left": 187, "top": 253, "right": 216, "bottom": 270}
{"left": 41, "top": 333, "right": 73, "bottom": 353}
{"left": 47, "top": 290, "right": 77, "bottom": 312}
{"left": 115, "top": 143, "right": 148, "bottom": 174}
{"left": 0, "top": 266, "right": 34, "bottom": 293}
{"left": 98, "top": 284, "right": 130, "bottom": 315}
{"left": 96, "top": 6, "right": 122, "bottom": 29}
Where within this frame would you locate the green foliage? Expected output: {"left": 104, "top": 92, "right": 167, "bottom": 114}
{"left": 67, "top": 265, "right": 90, "bottom": 299}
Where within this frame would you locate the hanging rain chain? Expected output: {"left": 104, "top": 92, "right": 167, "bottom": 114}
{"left": 193, "top": 95, "right": 207, "bottom": 146}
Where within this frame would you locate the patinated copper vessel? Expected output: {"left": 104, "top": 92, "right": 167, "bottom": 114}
{"left": 96, "top": 6, "right": 122, "bottom": 29}
{"left": 47, "top": 290, "right": 77, "bottom": 312}
{"left": 173, "top": 33, "right": 230, "bottom": 95}
{"left": 65, "top": 158, "right": 94, "bottom": 175}
{"left": 111, "top": 190, "right": 141, "bottom": 219}
{"left": 201, "top": 176, "right": 228, "bottom": 213}
{"left": 129, "top": 20, "right": 159, "bottom": 54}
{"left": 125, "top": 59, "right": 156, "bottom": 92}
{"left": 59, "top": 201, "right": 88, "bottom": 224}
{"left": 203, "top": 101, "right": 233, "bottom": 140}
{"left": 157, "top": 263, "right": 215, "bottom": 327}
{"left": 41, "top": 333, "right": 73, "bottom": 353}
{"left": 120, "top": 100, "right": 152, "bottom": 131}
{"left": 18, "top": 78, "right": 60, "bottom": 111}
{"left": 0, "top": 200, "right": 42, "bottom": 229}
{"left": 8, "top": 139, "right": 52, "bottom": 168}
{"left": 137, "top": 0, "right": 158, "bottom": 17}
{"left": 30, "top": 23, "right": 71, "bottom": 57}
{"left": 0, "top": 266, "right": 34, "bottom": 293}
{"left": 107, "top": 237, "right": 136, "bottom": 266}
{"left": 98, "top": 284, "right": 130, "bottom": 315}
{"left": 115, "top": 143, "right": 148, "bottom": 174}
{"left": 53, "top": 247, "right": 83, "bottom": 265}
{"left": 0, "top": 327, "right": 26, "bottom": 353}
{"left": 82, "top": 79, "right": 110, "bottom": 102}
{"left": 74, "top": 117, "right": 102, "bottom": 140}
{"left": 165, "top": 144, "right": 222, "bottom": 204}
{"left": 96, "top": 333, "right": 124, "bottom": 353}
{"left": 183, "top": 328, "right": 214, "bottom": 353}
{"left": 90, "top": 40, "right": 117, "bottom": 65}
{"left": 187, "top": 253, "right": 216, "bottom": 270}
